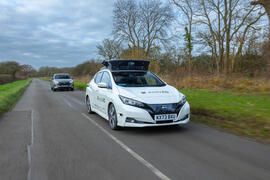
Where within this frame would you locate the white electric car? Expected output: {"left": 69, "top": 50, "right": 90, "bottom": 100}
{"left": 85, "top": 60, "right": 190, "bottom": 130}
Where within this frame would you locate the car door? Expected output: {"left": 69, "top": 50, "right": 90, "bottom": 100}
{"left": 97, "top": 71, "right": 113, "bottom": 116}
{"left": 90, "top": 71, "right": 103, "bottom": 111}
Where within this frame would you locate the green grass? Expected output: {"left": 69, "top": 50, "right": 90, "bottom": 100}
{"left": 182, "top": 89, "right": 270, "bottom": 142}
{"left": 74, "top": 80, "right": 87, "bottom": 90}
{"left": 0, "top": 79, "right": 31, "bottom": 115}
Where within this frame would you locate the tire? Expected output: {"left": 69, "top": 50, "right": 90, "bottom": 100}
{"left": 86, "top": 96, "right": 94, "bottom": 114}
{"left": 70, "top": 88, "right": 74, "bottom": 91}
{"left": 108, "top": 104, "right": 119, "bottom": 130}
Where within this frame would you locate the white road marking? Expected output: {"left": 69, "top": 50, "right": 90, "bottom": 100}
{"left": 27, "top": 109, "right": 34, "bottom": 180}
{"left": 31, "top": 109, "right": 34, "bottom": 145}
{"left": 82, "top": 113, "right": 170, "bottom": 180}
{"left": 27, "top": 145, "right": 32, "bottom": 180}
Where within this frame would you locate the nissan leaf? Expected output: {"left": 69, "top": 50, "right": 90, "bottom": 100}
{"left": 85, "top": 60, "right": 190, "bottom": 130}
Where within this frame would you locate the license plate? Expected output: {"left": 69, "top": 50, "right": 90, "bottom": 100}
{"left": 154, "top": 114, "right": 177, "bottom": 121}
{"left": 60, "top": 85, "right": 69, "bottom": 87}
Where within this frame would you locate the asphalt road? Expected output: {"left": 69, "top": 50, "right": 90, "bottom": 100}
{"left": 1, "top": 79, "right": 270, "bottom": 180}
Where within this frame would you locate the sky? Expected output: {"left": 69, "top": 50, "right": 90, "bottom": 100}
{"left": 0, "top": 0, "right": 115, "bottom": 68}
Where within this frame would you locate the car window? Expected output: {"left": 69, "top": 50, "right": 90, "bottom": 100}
{"left": 100, "top": 72, "right": 112, "bottom": 88}
{"left": 112, "top": 71, "right": 165, "bottom": 87}
{"left": 54, "top": 75, "right": 71, "bottom": 79}
{"left": 94, "top": 72, "right": 103, "bottom": 84}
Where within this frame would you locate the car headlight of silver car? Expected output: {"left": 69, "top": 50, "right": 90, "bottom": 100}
{"left": 119, "top": 95, "right": 145, "bottom": 108}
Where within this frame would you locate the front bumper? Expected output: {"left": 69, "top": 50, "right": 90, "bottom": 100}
{"left": 116, "top": 102, "right": 190, "bottom": 127}
{"left": 54, "top": 84, "right": 74, "bottom": 89}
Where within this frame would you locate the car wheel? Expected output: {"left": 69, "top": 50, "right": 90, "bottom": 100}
{"left": 86, "top": 96, "right": 94, "bottom": 114}
{"left": 108, "top": 104, "right": 119, "bottom": 130}
{"left": 70, "top": 88, "right": 74, "bottom": 91}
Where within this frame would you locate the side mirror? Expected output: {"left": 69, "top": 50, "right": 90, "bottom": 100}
{"left": 97, "top": 82, "right": 108, "bottom": 88}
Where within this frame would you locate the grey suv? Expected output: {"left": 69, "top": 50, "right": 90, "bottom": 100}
{"left": 51, "top": 73, "right": 74, "bottom": 91}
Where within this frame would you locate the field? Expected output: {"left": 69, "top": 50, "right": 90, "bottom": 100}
{"left": 0, "top": 79, "right": 31, "bottom": 115}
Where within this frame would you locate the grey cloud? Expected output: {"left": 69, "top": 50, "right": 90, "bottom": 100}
{"left": 0, "top": 0, "right": 115, "bottom": 68}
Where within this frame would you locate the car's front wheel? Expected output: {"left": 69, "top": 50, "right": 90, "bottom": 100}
{"left": 86, "top": 96, "right": 94, "bottom": 114}
{"left": 108, "top": 104, "right": 119, "bottom": 130}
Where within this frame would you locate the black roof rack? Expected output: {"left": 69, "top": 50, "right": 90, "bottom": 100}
{"left": 102, "top": 60, "right": 150, "bottom": 71}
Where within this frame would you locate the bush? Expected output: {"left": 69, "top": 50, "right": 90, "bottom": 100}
{"left": 0, "top": 74, "right": 14, "bottom": 84}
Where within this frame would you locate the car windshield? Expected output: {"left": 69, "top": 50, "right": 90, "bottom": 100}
{"left": 112, "top": 71, "right": 166, "bottom": 87}
{"left": 54, "top": 75, "right": 70, "bottom": 79}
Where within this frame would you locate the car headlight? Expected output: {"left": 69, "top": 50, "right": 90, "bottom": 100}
{"left": 54, "top": 81, "right": 59, "bottom": 85}
{"left": 179, "top": 95, "right": 186, "bottom": 105}
{"left": 69, "top": 80, "right": 74, "bottom": 84}
{"left": 119, "top": 95, "right": 145, "bottom": 108}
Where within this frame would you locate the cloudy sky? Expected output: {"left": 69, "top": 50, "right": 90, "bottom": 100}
{"left": 0, "top": 0, "right": 115, "bottom": 68}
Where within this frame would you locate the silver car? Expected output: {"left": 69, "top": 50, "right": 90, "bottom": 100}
{"left": 51, "top": 73, "right": 74, "bottom": 91}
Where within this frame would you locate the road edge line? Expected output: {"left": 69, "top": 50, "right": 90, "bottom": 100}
{"left": 27, "top": 109, "right": 34, "bottom": 180}
{"left": 81, "top": 113, "right": 170, "bottom": 180}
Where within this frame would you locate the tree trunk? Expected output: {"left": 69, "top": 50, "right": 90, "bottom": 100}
{"left": 251, "top": 0, "right": 270, "bottom": 76}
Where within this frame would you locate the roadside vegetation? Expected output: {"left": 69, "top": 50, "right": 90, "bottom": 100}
{"left": 74, "top": 80, "right": 88, "bottom": 90}
{"left": 182, "top": 89, "right": 270, "bottom": 142}
{"left": 0, "top": 61, "right": 36, "bottom": 84}
{"left": 0, "top": 79, "right": 31, "bottom": 116}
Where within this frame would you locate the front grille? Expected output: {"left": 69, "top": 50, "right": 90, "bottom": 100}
{"left": 143, "top": 103, "right": 184, "bottom": 119}
{"left": 59, "top": 82, "right": 70, "bottom": 85}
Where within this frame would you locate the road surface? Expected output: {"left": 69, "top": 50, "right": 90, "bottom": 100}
{"left": 1, "top": 79, "right": 270, "bottom": 180}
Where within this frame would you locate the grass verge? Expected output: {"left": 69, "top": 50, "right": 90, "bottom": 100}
{"left": 74, "top": 80, "right": 87, "bottom": 90}
{"left": 182, "top": 89, "right": 270, "bottom": 143}
{"left": 0, "top": 79, "right": 31, "bottom": 116}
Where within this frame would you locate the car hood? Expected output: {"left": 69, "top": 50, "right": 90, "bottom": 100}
{"left": 116, "top": 85, "right": 183, "bottom": 104}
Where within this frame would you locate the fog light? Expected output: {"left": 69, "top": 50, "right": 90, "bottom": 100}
{"left": 126, "top": 117, "right": 136, "bottom": 123}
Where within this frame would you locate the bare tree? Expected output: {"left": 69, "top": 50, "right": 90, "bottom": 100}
{"left": 171, "top": 0, "right": 197, "bottom": 74}
{"left": 197, "top": 0, "right": 266, "bottom": 73}
{"left": 97, "top": 38, "right": 122, "bottom": 60}
{"left": 113, "top": 0, "right": 174, "bottom": 56}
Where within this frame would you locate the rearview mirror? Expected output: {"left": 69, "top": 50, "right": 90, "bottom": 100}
{"left": 97, "top": 82, "right": 108, "bottom": 88}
